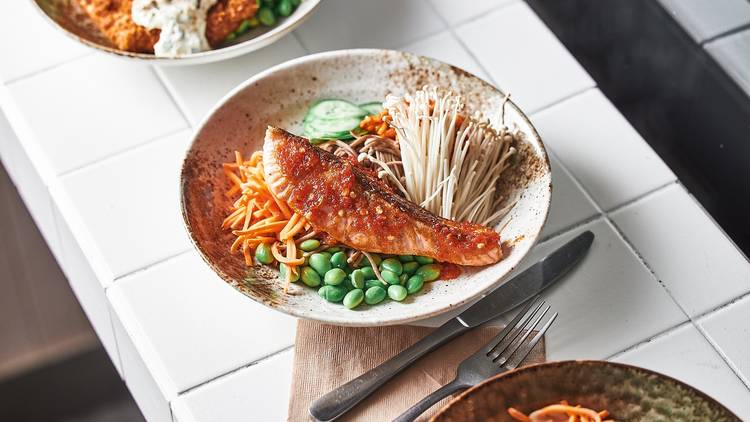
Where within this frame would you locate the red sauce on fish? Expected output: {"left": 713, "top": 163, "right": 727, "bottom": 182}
{"left": 440, "top": 263, "right": 462, "bottom": 280}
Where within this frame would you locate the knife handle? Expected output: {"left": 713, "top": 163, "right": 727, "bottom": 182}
{"left": 308, "top": 318, "right": 470, "bottom": 421}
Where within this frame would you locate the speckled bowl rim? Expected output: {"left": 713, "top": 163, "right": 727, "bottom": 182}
{"left": 180, "top": 49, "right": 552, "bottom": 326}
{"left": 433, "top": 360, "right": 740, "bottom": 421}
{"left": 29, "top": 0, "right": 322, "bottom": 65}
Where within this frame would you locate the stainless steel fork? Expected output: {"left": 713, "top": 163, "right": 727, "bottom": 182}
{"left": 393, "top": 297, "right": 558, "bottom": 422}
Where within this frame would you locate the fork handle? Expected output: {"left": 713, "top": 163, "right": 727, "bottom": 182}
{"left": 309, "top": 318, "right": 469, "bottom": 421}
{"left": 392, "top": 378, "right": 469, "bottom": 422}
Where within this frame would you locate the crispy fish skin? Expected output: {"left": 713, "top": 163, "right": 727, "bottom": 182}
{"left": 263, "top": 127, "right": 503, "bottom": 266}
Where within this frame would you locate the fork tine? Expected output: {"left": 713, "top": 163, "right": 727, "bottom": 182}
{"left": 482, "top": 296, "right": 541, "bottom": 355}
{"left": 493, "top": 304, "right": 550, "bottom": 364}
{"left": 505, "top": 312, "right": 558, "bottom": 368}
{"left": 487, "top": 299, "right": 545, "bottom": 361}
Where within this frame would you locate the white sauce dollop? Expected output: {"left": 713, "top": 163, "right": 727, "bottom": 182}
{"left": 132, "top": 0, "right": 218, "bottom": 57}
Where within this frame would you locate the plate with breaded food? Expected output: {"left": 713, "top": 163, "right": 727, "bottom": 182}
{"left": 31, "top": 0, "right": 321, "bottom": 64}
{"left": 180, "top": 49, "right": 553, "bottom": 326}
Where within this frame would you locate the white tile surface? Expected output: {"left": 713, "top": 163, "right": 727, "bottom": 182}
{"left": 0, "top": 1, "right": 89, "bottom": 83}
{"left": 613, "top": 323, "right": 750, "bottom": 420}
{"left": 658, "top": 0, "right": 750, "bottom": 43}
{"left": 109, "top": 252, "right": 297, "bottom": 393}
{"left": 612, "top": 184, "right": 750, "bottom": 316}
{"left": 53, "top": 201, "right": 121, "bottom": 376}
{"left": 61, "top": 130, "right": 192, "bottom": 278}
{"left": 455, "top": 2, "right": 595, "bottom": 113}
{"left": 429, "top": 0, "right": 516, "bottom": 26}
{"left": 532, "top": 89, "right": 675, "bottom": 210}
{"left": 111, "top": 304, "right": 172, "bottom": 422}
{"left": 540, "top": 152, "right": 599, "bottom": 239}
{"left": 172, "top": 349, "right": 294, "bottom": 422}
{"left": 525, "top": 218, "right": 686, "bottom": 360}
{"left": 706, "top": 29, "right": 750, "bottom": 98}
{"left": 158, "top": 36, "right": 308, "bottom": 126}
{"left": 8, "top": 55, "right": 186, "bottom": 175}
{"left": 399, "top": 31, "right": 490, "bottom": 82}
{"left": 699, "top": 295, "right": 750, "bottom": 386}
{"left": 295, "top": 0, "right": 445, "bottom": 53}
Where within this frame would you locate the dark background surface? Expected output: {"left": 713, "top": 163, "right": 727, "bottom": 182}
{"left": 528, "top": 0, "right": 750, "bottom": 258}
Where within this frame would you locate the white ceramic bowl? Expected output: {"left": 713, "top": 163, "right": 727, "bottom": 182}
{"left": 31, "top": 0, "right": 321, "bottom": 65}
{"left": 181, "top": 49, "right": 552, "bottom": 326}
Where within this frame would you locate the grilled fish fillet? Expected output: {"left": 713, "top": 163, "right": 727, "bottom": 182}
{"left": 263, "top": 127, "right": 503, "bottom": 266}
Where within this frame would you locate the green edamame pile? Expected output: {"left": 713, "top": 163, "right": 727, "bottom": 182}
{"left": 224, "top": 0, "right": 302, "bottom": 43}
{"left": 272, "top": 240, "right": 443, "bottom": 310}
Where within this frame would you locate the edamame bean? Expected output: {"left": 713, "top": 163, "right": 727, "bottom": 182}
{"left": 365, "top": 279, "right": 382, "bottom": 290}
{"left": 361, "top": 253, "right": 381, "bottom": 267}
{"left": 398, "top": 255, "right": 414, "bottom": 262}
{"left": 324, "top": 268, "right": 347, "bottom": 286}
{"left": 300, "top": 266, "right": 320, "bottom": 287}
{"left": 276, "top": 0, "right": 293, "bottom": 17}
{"left": 402, "top": 261, "right": 419, "bottom": 275}
{"left": 331, "top": 251, "right": 348, "bottom": 269}
{"left": 381, "top": 270, "right": 400, "bottom": 285}
{"left": 350, "top": 269, "right": 365, "bottom": 289}
{"left": 318, "top": 285, "right": 346, "bottom": 303}
{"left": 380, "top": 258, "right": 403, "bottom": 275}
{"left": 364, "top": 286, "right": 386, "bottom": 305}
{"left": 247, "top": 16, "right": 260, "bottom": 28}
{"left": 236, "top": 19, "right": 251, "bottom": 34}
{"left": 406, "top": 275, "right": 424, "bottom": 294}
{"left": 309, "top": 253, "right": 332, "bottom": 276}
{"left": 388, "top": 285, "right": 407, "bottom": 302}
{"left": 326, "top": 246, "right": 342, "bottom": 253}
{"left": 399, "top": 273, "right": 409, "bottom": 285}
{"left": 254, "top": 243, "right": 273, "bottom": 264}
{"left": 257, "top": 7, "right": 276, "bottom": 26}
{"left": 299, "top": 239, "right": 320, "bottom": 252}
{"left": 343, "top": 289, "right": 364, "bottom": 309}
{"left": 279, "top": 263, "right": 299, "bottom": 282}
{"left": 415, "top": 256, "right": 434, "bottom": 265}
{"left": 416, "top": 264, "right": 441, "bottom": 281}
{"left": 360, "top": 266, "right": 376, "bottom": 280}
{"left": 290, "top": 0, "right": 300, "bottom": 6}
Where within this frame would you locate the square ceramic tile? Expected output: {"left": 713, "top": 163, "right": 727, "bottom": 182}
{"left": 172, "top": 349, "right": 293, "bottom": 422}
{"left": 399, "top": 31, "right": 490, "bottom": 82}
{"left": 521, "top": 218, "right": 686, "bottom": 360}
{"left": 612, "top": 184, "right": 750, "bottom": 316}
{"left": 111, "top": 305, "right": 171, "bottom": 422}
{"left": 706, "top": 29, "right": 750, "bottom": 98}
{"left": 540, "top": 152, "right": 599, "bottom": 239}
{"left": 53, "top": 201, "right": 121, "bottom": 376}
{"left": 532, "top": 89, "right": 675, "bottom": 210}
{"left": 295, "top": 0, "right": 445, "bottom": 53}
{"left": 61, "top": 130, "right": 193, "bottom": 278}
{"left": 8, "top": 55, "right": 186, "bottom": 175}
{"left": 158, "top": 36, "right": 308, "bottom": 126}
{"left": 658, "top": 0, "right": 750, "bottom": 43}
{"left": 108, "top": 251, "right": 296, "bottom": 393}
{"left": 455, "top": 2, "right": 595, "bottom": 113}
{"left": 613, "top": 323, "right": 750, "bottom": 420}
{"left": 429, "top": 0, "right": 517, "bottom": 26}
{"left": 0, "top": 1, "right": 90, "bottom": 83}
{"left": 699, "top": 295, "right": 750, "bottom": 386}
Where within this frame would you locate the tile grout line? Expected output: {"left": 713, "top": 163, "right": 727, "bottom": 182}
{"left": 151, "top": 66, "right": 194, "bottom": 129}
{"left": 606, "top": 208, "right": 750, "bottom": 391}
{"left": 113, "top": 247, "right": 194, "bottom": 282}
{"left": 57, "top": 125, "right": 188, "bottom": 178}
{"left": 291, "top": 30, "right": 311, "bottom": 54}
{"left": 702, "top": 21, "right": 750, "bottom": 46}
{"left": 4, "top": 52, "right": 95, "bottom": 86}
{"left": 106, "top": 297, "right": 127, "bottom": 380}
{"left": 605, "top": 180, "right": 679, "bottom": 215}
{"left": 605, "top": 319, "right": 693, "bottom": 361}
{"left": 178, "top": 345, "right": 295, "bottom": 396}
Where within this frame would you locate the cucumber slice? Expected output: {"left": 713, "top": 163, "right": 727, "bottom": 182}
{"left": 304, "top": 116, "right": 360, "bottom": 140}
{"left": 307, "top": 99, "right": 367, "bottom": 120}
{"left": 359, "top": 101, "right": 383, "bottom": 115}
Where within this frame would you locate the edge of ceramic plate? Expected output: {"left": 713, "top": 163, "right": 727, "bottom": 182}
{"left": 434, "top": 360, "right": 741, "bottom": 421}
{"left": 28, "top": 0, "right": 322, "bottom": 65}
{"left": 180, "top": 49, "right": 552, "bottom": 326}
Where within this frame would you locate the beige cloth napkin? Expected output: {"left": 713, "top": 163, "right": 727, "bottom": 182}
{"left": 288, "top": 320, "right": 545, "bottom": 421}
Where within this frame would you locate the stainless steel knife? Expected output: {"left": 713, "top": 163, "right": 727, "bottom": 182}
{"left": 309, "top": 230, "right": 594, "bottom": 422}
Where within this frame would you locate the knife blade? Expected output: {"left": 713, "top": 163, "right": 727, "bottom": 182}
{"left": 309, "top": 230, "right": 594, "bottom": 421}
